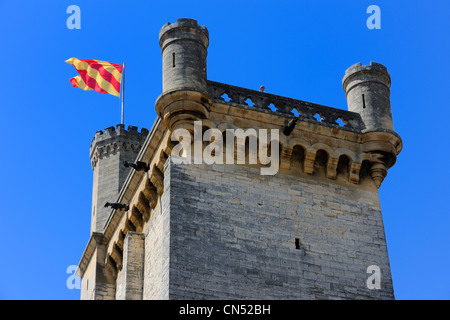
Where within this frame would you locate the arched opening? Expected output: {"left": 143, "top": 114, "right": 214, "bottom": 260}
{"left": 337, "top": 155, "right": 350, "bottom": 180}
{"left": 290, "top": 145, "right": 305, "bottom": 172}
{"left": 314, "top": 150, "right": 328, "bottom": 176}
{"left": 359, "top": 160, "right": 372, "bottom": 182}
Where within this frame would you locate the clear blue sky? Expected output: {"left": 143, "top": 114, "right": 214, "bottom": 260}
{"left": 0, "top": 0, "right": 449, "bottom": 300}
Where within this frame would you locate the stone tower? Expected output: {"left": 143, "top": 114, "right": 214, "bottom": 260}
{"left": 342, "top": 62, "right": 397, "bottom": 188}
{"left": 89, "top": 124, "right": 149, "bottom": 234}
{"left": 159, "top": 18, "right": 209, "bottom": 93}
{"left": 79, "top": 124, "right": 148, "bottom": 300}
{"left": 77, "top": 18, "right": 402, "bottom": 300}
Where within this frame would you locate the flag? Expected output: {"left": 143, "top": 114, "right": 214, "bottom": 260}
{"left": 65, "top": 58, "right": 123, "bottom": 97}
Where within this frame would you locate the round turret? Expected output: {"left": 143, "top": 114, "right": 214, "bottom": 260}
{"left": 342, "top": 62, "right": 393, "bottom": 132}
{"left": 156, "top": 19, "right": 213, "bottom": 131}
{"left": 159, "top": 18, "right": 209, "bottom": 94}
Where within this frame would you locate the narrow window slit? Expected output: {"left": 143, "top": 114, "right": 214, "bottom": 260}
{"left": 295, "top": 238, "right": 300, "bottom": 250}
{"left": 172, "top": 52, "right": 176, "bottom": 67}
{"left": 362, "top": 94, "right": 366, "bottom": 109}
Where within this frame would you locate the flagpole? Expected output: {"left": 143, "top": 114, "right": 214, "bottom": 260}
{"left": 121, "top": 62, "right": 125, "bottom": 124}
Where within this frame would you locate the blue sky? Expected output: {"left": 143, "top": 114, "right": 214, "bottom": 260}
{"left": 0, "top": 0, "right": 449, "bottom": 300}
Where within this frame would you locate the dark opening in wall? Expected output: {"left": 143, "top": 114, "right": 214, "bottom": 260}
{"left": 291, "top": 145, "right": 305, "bottom": 171}
{"left": 337, "top": 155, "right": 350, "bottom": 179}
{"left": 314, "top": 150, "right": 329, "bottom": 176}
{"left": 295, "top": 238, "right": 300, "bottom": 250}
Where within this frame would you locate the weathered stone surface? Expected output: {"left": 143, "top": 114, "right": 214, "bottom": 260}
{"left": 162, "top": 160, "right": 394, "bottom": 300}
{"left": 116, "top": 232, "right": 145, "bottom": 300}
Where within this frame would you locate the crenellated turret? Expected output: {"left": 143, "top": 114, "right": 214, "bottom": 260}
{"left": 159, "top": 18, "right": 209, "bottom": 94}
{"left": 342, "top": 62, "right": 393, "bottom": 132}
{"left": 343, "top": 62, "right": 402, "bottom": 188}
{"left": 89, "top": 124, "right": 148, "bottom": 234}
{"left": 156, "top": 18, "right": 213, "bottom": 131}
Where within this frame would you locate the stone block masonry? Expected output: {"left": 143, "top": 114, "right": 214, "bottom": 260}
{"left": 161, "top": 159, "right": 394, "bottom": 299}
{"left": 142, "top": 187, "right": 170, "bottom": 299}
{"left": 116, "top": 232, "right": 145, "bottom": 300}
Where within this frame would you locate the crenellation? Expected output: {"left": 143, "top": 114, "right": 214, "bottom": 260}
{"left": 93, "top": 124, "right": 149, "bottom": 141}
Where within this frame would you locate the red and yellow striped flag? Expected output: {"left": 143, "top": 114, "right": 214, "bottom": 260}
{"left": 65, "top": 58, "right": 123, "bottom": 97}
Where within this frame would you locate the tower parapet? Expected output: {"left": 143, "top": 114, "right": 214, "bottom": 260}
{"left": 90, "top": 124, "right": 149, "bottom": 167}
{"left": 89, "top": 124, "right": 148, "bottom": 234}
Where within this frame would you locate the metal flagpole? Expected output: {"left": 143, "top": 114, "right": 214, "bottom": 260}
{"left": 121, "top": 62, "right": 125, "bottom": 124}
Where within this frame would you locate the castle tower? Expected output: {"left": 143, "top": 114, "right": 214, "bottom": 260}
{"left": 78, "top": 124, "right": 148, "bottom": 300}
{"left": 159, "top": 18, "right": 209, "bottom": 93}
{"left": 77, "top": 19, "right": 402, "bottom": 300}
{"left": 342, "top": 62, "right": 393, "bottom": 132}
{"left": 156, "top": 18, "right": 212, "bottom": 132}
{"left": 89, "top": 124, "right": 149, "bottom": 234}
{"left": 342, "top": 62, "right": 400, "bottom": 188}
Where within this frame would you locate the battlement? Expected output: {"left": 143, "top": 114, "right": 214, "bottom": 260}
{"left": 207, "top": 80, "right": 366, "bottom": 132}
{"left": 344, "top": 61, "right": 388, "bottom": 75}
{"left": 159, "top": 18, "right": 209, "bottom": 48}
{"left": 92, "top": 124, "right": 149, "bottom": 143}
{"left": 90, "top": 124, "right": 149, "bottom": 165}
{"left": 342, "top": 62, "right": 391, "bottom": 91}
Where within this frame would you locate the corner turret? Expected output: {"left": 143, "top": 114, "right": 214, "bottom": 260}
{"left": 159, "top": 18, "right": 209, "bottom": 94}
{"left": 342, "top": 62, "right": 393, "bottom": 132}
{"left": 156, "top": 18, "right": 213, "bottom": 131}
{"left": 342, "top": 62, "right": 402, "bottom": 188}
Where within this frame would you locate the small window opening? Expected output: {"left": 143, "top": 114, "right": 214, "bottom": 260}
{"left": 362, "top": 94, "right": 366, "bottom": 109}
{"left": 295, "top": 238, "right": 300, "bottom": 250}
{"left": 172, "top": 52, "right": 176, "bottom": 67}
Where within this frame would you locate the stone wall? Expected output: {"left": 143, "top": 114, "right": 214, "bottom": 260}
{"left": 116, "top": 232, "right": 145, "bottom": 300}
{"left": 158, "top": 159, "right": 394, "bottom": 299}
{"left": 142, "top": 188, "right": 170, "bottom": 299}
